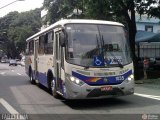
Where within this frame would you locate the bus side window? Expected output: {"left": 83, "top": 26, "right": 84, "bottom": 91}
{"left": 44, "top": 32, "right": 53, "bottom": 54}
{"left": 38, "top": 36, "right": 45, "bottom": 55}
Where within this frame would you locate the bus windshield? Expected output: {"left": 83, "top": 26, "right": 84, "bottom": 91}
{"left": 65, "top": 23, "right": 132, "bottom": 67}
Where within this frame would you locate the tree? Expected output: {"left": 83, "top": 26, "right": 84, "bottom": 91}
{"left": 43, "top": 0, "right": 85, "bottom": 24}
{"left": 7, "top": 26, "right": 34, "bottom": 54}
{"left": 0, "top": 8, "right": 41, "bottom": 58}
{"left": 43, "top": 0, "right": 64, "bottom": 24}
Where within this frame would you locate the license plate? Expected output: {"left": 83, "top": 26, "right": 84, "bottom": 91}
{"left": 101, "top": 86, "right": 113, "bottom": 91}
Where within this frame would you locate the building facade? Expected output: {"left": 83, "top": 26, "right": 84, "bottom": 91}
{"left": 136, "top": 14, "right": 160, "bottom": 33}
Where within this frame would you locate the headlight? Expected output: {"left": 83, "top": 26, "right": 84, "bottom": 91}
{"left": 128, "top": 77, "right": 132, "bottom": 81}
{"left": 70, "top": 77, "right": 75, "bottom": 82}
{"left": 130, "top": 74, "right": 134, "bottom": 79}
{"left": 128, "top": 74, "right": 134, "bottom": 81}
{"left": 66, "top": 74, "right": 85, "bottom": 86}
{"left": 125, "top": 74, "right": 134, "bottom": 83}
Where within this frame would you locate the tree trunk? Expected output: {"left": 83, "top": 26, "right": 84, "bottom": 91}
{"left": 128, "top": 3, "right": 140, "bottom": 80}
{"left": 122, "top": 1, "right": 140, "bottom": 80}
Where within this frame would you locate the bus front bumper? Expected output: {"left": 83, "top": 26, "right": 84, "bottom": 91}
{"left": 63, "top": 79, "right": 134, "bottom": 99}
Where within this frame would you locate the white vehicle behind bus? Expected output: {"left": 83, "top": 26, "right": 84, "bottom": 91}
{"left": 25, "top": 19, "right": 134, "bottom": 99}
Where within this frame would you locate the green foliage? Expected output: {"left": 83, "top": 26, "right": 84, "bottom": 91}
{"left": 7, "top": 26, "right": 34, "bottom": 53}
{"left": 43, "top": 0, "right": 64, "bottom": 24}
{"left": 0, "top": 9, "right": 41, "bottom": 58}
{"left": 84, "top": 0, "right": 110, "bottom": 20}
{"left": 43, "top": 0, "right": 86, "bottom": 24}
{"left": 43, "top": 0, "right": 160, "bottom": 25}
{"left": 0, "top": 12, "right": 19, "bottom": 30}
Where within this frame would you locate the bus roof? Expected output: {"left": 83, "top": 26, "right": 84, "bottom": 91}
{"left": 26, "top": 19, "right": 124, "bottom": 42}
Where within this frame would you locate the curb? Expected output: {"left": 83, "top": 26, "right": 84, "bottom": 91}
{"left": 135, "top": 80, "right": 144, "bottom": 84}
{"left": 135, "top": 79, "right": 160, "bottom": 84}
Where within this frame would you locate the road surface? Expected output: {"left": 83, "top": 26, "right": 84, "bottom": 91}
{"left": 0, "top": 63, "right": 159, "bottom": 120}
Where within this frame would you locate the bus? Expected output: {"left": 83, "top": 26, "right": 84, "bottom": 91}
{"left": 25, "top": 19, "right": 134, "bottom": 99}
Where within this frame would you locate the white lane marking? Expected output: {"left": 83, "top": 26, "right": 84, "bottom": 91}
{"left": 17, "top": 73, "right": 22, "bottom": 76}
{"left": 0, "top": 98, "right": 26, "bottom": 119}
{"left": 135, "top": 93, "right": 160, "bottom": 101}
{"left": 0, "top": 72, "right": 5, "bottom": 75}
{"left": 0, "top": 98, "right": 19, "bottom": 114}
{"left": 11, "top": 70, "right": 14, "bottom": 72}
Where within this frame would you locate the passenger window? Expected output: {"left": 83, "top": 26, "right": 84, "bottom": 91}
{"left": 44, "top": 32, "right": 53, "bottom": 54}
{"left": 29, "top": 40, "right": 34, "bottom": 55}
{"left": 38, "top": 36, "right": 45, "bottom": 55}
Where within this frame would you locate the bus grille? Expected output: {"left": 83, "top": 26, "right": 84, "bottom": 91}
{"left": 87, "top": 88, "right": 124, "bottom": 98}
{"left": 87, "top": 82, "right": 122, "bottom": 86}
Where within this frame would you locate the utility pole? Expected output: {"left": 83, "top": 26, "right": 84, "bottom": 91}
{"left": 0, "top": 0, "right": 25, "bottom": 10}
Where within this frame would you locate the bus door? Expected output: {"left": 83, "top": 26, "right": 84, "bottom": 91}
{"left": 54, "top": 29, "right": 62, "bottom": 92}
{"left": 34, "top": 39, "right": 39, "bottom": 79}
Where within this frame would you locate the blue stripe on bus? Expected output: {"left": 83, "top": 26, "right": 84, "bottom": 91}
{"left": 33, "top": 70, "right": 48, "bottom": 87}
{"left": 38, "top": 72, "right": 48, "bottom": 87}
{"left": 33, "top": 71, "right": 64, "bottom": 93}
{"left": 72, "top": 70, "right": 132, "bottom": 85}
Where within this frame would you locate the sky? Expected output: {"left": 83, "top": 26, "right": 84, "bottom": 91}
{"left": 0, "top": 0, "right": 44, "bottom": 17}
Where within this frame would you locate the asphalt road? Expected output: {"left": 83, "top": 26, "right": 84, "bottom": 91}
{"left": 0, "top": 63, "right": 160, "bottom": 120}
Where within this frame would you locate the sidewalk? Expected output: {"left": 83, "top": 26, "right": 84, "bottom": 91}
{"left": 135, "top": 78, "right": 160, "bottom": 96}
{"left": 135, "top": 78, "right": 160, "bottom": 86}
{"left": 135, "top": 77, "right": 160, "bottom": 81}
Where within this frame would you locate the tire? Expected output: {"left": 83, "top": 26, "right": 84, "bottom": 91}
{"left": 29, "top": 71, "right": 35, "bottom": 84}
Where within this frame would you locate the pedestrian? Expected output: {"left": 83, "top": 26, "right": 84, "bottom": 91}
{"left": 143, "top": 57, "right": 149, "bottom": 79}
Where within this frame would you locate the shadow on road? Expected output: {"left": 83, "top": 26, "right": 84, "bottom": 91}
{"left": 61, "top": 95, "right": 160, "bottom": 111}
{"left": 37, "top": 83, "right": 160, "bottom": 111}
{"left": 62, "top": 97, "right": 130, "bottom": 110}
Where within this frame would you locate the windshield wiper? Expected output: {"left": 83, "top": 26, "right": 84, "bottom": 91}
{"left": 97, "top": 26, "right": 105, "bottom": 57}
{"left": 96, "top": 34, "right": 101, "bottom": 55}
{"left": 100, "top": 35, "right": 105, "bottom": 57}
{"left": 100, "top": 34, "right": 123, "bottom": 68}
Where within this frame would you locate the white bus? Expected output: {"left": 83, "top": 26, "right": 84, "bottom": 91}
{"left": 25, "top": 19, "right": 134, "bottom": 99}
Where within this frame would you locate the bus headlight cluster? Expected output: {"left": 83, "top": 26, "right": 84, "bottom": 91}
{"left": 66, "top": 74, "right": 85, "bottom": 86}
{"left": 125, "top": 74, "right": 134, "bottom": 83}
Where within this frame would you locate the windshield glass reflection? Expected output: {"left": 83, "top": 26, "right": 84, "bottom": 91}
{"left": 65, "top": 24, "right": 132, "bottom": 67}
